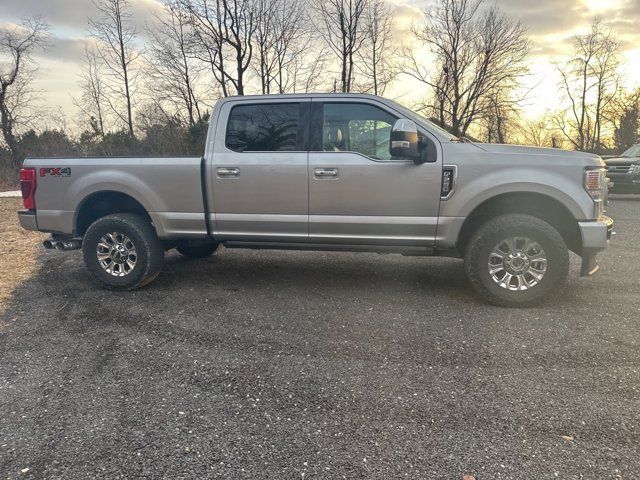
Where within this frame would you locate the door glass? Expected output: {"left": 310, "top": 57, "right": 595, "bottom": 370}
{"left": 226, "top": 103, "right": 300, "bottom": 152}
{"left": 323, "top": 103, "right": 397, "bottom": 160}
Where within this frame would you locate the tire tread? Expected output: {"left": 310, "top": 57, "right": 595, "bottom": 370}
{"left": 464, "top": 214, "right": 569, "bottom": 307}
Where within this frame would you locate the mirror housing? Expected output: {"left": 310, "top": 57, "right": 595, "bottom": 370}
{"left": 390, "top": 119, "right": 424, "bottom": 164}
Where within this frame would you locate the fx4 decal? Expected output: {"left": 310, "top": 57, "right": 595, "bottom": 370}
{"left": 40, "top": 167, "right": 71, "bottom": 177}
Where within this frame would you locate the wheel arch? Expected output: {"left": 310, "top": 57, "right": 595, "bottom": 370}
{"left": 457, "top": 191, "right": 582, "bottom": 255}
{"left": 74, "top": 190, "right": 153, "bottom": 236}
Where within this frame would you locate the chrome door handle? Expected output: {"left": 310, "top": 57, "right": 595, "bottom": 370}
{"left": 314, "top": 168, "right": 339, "bottom": 178}
{"left": 217, "top": 167, "right": 240, "bottom": 178}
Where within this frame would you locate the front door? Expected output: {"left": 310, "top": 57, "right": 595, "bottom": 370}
{"left": 308, "top": 100, "right": 442, "bottom": 245}
{"left": 210, "top": 99, "right": 310, "bottom": 242}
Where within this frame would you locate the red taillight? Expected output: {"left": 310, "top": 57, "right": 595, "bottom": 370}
{"left": 19, "top": 167, "right": 37, "bottom": 210}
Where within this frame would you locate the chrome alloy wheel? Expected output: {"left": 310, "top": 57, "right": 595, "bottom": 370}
{"left": 488, "top": 237, "right": 547, "bottom": 291}
{"left": 97, "top": 232, "right": 137, "bottom": 277}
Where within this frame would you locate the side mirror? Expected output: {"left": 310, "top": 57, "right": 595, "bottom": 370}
{"left": 390, "top": 119, "right": 424, "bottom": 164}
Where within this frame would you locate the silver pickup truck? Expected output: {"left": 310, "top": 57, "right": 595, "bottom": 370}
{"left": 18, "top": 93, "right": 613, "bottom": 306}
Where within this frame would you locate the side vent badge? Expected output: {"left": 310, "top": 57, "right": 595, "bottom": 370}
{"left": 441, "top": 165, "right": 457, "bottom": 200}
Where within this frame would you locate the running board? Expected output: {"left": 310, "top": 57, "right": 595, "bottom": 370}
{"left": 223, "top": 241, "right": 434, "bottom": 256}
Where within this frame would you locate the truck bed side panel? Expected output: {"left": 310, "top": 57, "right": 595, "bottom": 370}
{"left": 25, "top": 157, "right": 206, "bottom": 239}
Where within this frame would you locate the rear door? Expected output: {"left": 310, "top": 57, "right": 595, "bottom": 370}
{"left": 210, "top": 99, "right": 310, "bottom": 242}
{"left": 308, "top": 99, "right": 442, "bottom": 245}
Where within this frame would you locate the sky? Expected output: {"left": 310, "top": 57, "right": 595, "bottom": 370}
{"left": 1, "top": 0, "right": 639, "bottom": 126}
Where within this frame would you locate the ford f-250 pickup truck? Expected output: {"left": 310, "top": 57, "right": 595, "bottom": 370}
{"left": 18, "top": 93, "right": 613, "bottom": 307}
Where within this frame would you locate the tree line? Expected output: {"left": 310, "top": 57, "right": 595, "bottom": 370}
{"left": 1, "top": 0, "right": 639, "bottom": 177}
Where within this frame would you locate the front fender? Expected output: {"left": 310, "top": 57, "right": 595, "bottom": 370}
{"left": 440, "top": 168, "right": 592, "bottom": 220}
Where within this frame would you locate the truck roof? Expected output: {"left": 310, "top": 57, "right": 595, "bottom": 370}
{"left": 216, "top": 92, "right": 385, "bottom": 102}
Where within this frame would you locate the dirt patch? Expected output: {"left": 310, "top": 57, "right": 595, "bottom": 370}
{"left": 0, "top": 198, "right": 44, "bottom": 318}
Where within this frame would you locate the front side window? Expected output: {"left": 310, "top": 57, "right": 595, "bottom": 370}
{"left": 323, "top": 103, "right": 397, "bottom": 160}
{"left": 226, "top": 103, "right": 300, "bottom": 152}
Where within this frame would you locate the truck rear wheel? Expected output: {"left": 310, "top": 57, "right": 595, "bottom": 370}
{"left": 82, "top": 213, "right": 165, "bottom": 290}
{"left": 464, "top": 214, "right": 569, "bottom": 307}
{"left": 176, "top": 241, "right": 219, "bottom": 259}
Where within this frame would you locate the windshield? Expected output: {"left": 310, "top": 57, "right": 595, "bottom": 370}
{"left": 384, "top": 98, "right": 460, "bottom": 141}
{"left": 412, "top": 111, "right": 461, "bottom": 141}
{"left": 621, "top": 144, "right": 640, "bottom": 157}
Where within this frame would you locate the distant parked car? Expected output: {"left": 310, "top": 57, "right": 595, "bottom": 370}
{"left": 605, "top": 144, "right": 640, "bottom": 193}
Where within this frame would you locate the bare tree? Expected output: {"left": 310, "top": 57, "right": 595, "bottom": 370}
{"left": 405, "top": 0, "right": 530, "bottom": 137}
{"left": 74, "top": 44, "right": 108, "bottom": 138}
{"left": 252, "top": 0, "right": 311, "bottom": 94}
{"left": 356, "top": 0, "right": 396, "bottom": 95}
{"left": 554, "top": 19, "right": 620, "bottom": 152}
{"left": 185, "top": 0, "right": 256, "bottom": 96}
{"left": 285, "top": 47, "right": 332, "bottom": 93}
{"left": 0, "top": 17, "right": 49, "bottom": 168}
{"left": 147, "top": 0, "right": 205, "bottom": 127}
{"left": 479, "top": 88, "right": 513, "bottom": 143}
{"left": 182, "top": 0, "right": 227, "bottom": 96}
{"left": 253, "top": 0, "right": 278, "bottom": 94}
{"left": 89, "top": 0, "right": 140, "bottom": 137}
{"left": 513, "top": 112, "right": 563, "bottom": 148}
{"left": 591, "top": 24, "right": 619, "bottom": 150}
{"left": 313, "top": 0, "right": 368, "bottom": 93}
{"left": 605, "top": 87, "right": 639, "bottom": 152}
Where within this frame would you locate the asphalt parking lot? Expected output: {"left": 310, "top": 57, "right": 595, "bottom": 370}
{"left": 1, "top": 196, "right": 639, "bottom": 479}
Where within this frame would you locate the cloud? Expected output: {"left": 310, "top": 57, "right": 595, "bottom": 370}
{"left": 35, "top": 36, "right": 90, "bottom": 64}
{"left": 495, "top": 0, "right": 587, "bottom": 35}
{"left": 0, "top": 0, "right": 164, "bottom": 33}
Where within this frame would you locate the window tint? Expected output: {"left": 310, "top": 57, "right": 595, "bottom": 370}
{"left": 323, "top": 103, "right": 397, "bottom": 160}
{"left": 226, "top": 103, "right": 300, "bottom": 152}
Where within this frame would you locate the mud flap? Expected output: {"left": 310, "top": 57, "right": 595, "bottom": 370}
{"left": 580, "top": 253, "right": 599, "bottom": 277}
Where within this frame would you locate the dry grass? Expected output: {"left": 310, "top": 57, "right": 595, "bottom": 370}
{"left": 0, "top": 198, "right": 45, "bottom": 318}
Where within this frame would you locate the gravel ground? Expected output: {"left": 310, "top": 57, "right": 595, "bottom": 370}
{"left": 1, "top": 196, "right": 639, "bottom": 479}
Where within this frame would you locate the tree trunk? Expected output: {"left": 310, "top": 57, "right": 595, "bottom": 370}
{"left": 115, "top": 2, "right": 135, "bottom": 138}
{"left": 0, "top": 92, "right": 21, "bottom": 168}
{"left": 123, "top": 68, "right": 134, "bottom": 137}
{"left": 236, "top": 48, "right": 245, "bottom": 95}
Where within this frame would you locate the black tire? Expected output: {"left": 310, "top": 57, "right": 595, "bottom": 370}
{"left": 176, "top": 241, "right": 219, "bottom": 259}
{"left": 464, "top": 214, "right": 569, "bottom": 307}
{"left": 82, "top": 213, "right": 165, "bottom": 290}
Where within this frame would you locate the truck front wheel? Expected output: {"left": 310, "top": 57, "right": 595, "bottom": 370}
{"left": 82, "top": 213, "right": 165, "bottom": 290}
{"left": 464, "top": 214, "right": 569, "bottom": 307}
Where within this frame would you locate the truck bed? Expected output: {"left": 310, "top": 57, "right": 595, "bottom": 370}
{"left": 23, "top": 156, "right": 208, "bottom": 239}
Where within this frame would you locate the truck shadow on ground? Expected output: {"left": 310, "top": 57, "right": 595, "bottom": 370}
{"left": 160, "top": 248, "right": 472, "bottom": 292}
{"left": 2, "top": 244, "right": 587, "bottom": 335}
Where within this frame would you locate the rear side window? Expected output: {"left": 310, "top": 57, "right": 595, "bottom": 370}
{"left": 226, "top": 103, "right": 300, "bottom": 152}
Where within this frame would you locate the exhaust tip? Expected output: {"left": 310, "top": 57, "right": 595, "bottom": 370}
{"left": 43, "top": 240, "right": 54, "bottom": 249}
{"left": 54, "top": 242, "right": 65, "bottom": 251}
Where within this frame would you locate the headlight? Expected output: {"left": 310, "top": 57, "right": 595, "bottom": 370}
{"left": 631, "top": 163, "right": 640, "bottom": 179}
{"left": 584, "top": 167, "right": 606, "bottom": 217}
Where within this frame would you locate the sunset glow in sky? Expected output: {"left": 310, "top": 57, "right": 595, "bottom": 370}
{"left": 1, "top": 0, "right": 639, "bottom": 125}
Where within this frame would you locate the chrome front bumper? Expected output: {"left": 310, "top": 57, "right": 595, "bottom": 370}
{"left": 578, "top": 216, "right": 613, "bottom": 276}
